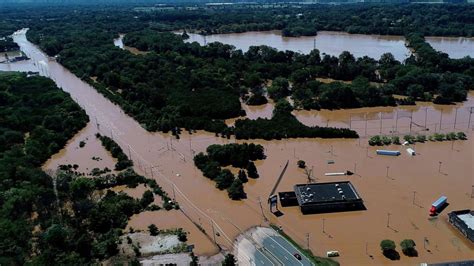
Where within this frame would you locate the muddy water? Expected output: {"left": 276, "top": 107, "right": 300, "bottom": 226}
{"left": 182, "top": 30, "right": 410, "bottom": 61}
{"left": 113, "top": 34, "right": 149, "bottom": 55}
{"left": 42, "top": 122, "right": 117, "bottom": 175}
{"left": 426, "top": 36, "right": 474, "bottom": 59}
{"left": 8, "top": 29, "right": 474, "bottom": 264}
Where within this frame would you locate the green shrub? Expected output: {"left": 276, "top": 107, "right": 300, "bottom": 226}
{"left": 391, "top": 136, "right": 401, "bottom": 145}
{"left": 369, "top": 135, "right": 382, "bottom": 146}
{"left": 381, "top": 136, "right": 392, "bottom": 145}
{"left": 416, "top": 135, "right": 426, "bottom": 143}
{"left": 457, "top": 132, "right": 467, "bottom": 140}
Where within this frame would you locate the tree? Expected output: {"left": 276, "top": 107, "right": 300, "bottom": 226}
{"left": 140, "top": 190, "right": 154, "bottom": 208}
{"left": 297, "top": 160, "right": 306, "bottom": 168}
{"left": 238, "top": 169, "right": 248, "bottom": 183}
{"left": 246, "top": 161, "right": 259, "bottom": 179}
{"left": 215, "top": 169, "right": 234, "bottom": 190}
{"left": 400, "top": 239, "right": 417, "bottom": 257}
{"left": 380, "top": 239, "right": 400, "bottom": 260}
{"left": 222, "top": 253, "right": 236, "bottom": 266}
{"left": 177, "top": 230, "right": 187, "bottom": 242}
{"left": 148, "top": 224, "right": 159, "bottom": 236}
{"left": 190, "top": 252, "right": 199, "bottom": 266}
{"left": 227, "top": 179, "right": 245, "bottom": 200}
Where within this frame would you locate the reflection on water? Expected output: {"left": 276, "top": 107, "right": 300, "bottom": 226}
{"left": 4, "top": 28, "right": 474, "bottom": 265}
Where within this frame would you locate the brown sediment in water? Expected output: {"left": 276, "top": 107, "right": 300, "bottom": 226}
{"left": 11, "top": 29, "right": 474, "bottom": 265}
{"left": 42, "top": 122, "right": 117, "bottom": 175}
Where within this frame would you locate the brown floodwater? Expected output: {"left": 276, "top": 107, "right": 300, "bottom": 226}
{"left": 113, "top": 35, "right": 149, "bottom": 55}
{"left": 181, "top": 30, "right": 410, "bottom": 61}
{"left": 180, "top": 30, "right": 474, "bottom": 62}
{"left": 426, "top": 36, "right": 474, "bottom": 59}
{"left": 7, "top": 29, "right": 474, "bottom": 265}
{"left": 42, "top": 122, "right": 117, "bottom": 175}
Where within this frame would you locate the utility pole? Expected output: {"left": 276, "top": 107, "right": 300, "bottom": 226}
{"left": 468, "top": 107, "right": 473, "bottom": 130}
{"left": 424, "top": 108, "right": 428, "bottom": 130}
{"left": 306, "top": 233, "right": 310, "bottom": 250}
{"left": 172, "top": 184, "right": 176, "bottom": 201}
{"left": 438, "top": 161, "right": 442, "bottom": 173}
{"left": 210, "top": 218, "right": 217, "bottom": 244}
{"left": 379, "top": 112, "right": 382, "bottom": 134}
{"left": 386, "top": 166, "right": 390, "bottom": 178}
{"left": 454, "top": 108, "right": 458, "bottom": 129}
{"left": 413, "top": 191, "right": 416, "bottom": 205}
{"left": 257, "top": 197, "right": 267, "bottom": 222}
{"left": 387, "top": 213, "right": 391, "bottom": 228}
{"left": 439, "top": 109, "right": 443, "bottom": 132}
{"left": 365, "top": 242, "right": 368, "bottom": 255}
{"left": 322, "top": 218, "right": 326, "bottom": 233}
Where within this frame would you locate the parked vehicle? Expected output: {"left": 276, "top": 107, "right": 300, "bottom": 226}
{"left": 430, "top": 196, "right": 448, "bottom": 216}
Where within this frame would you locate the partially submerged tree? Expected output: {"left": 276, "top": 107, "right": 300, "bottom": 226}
{"left": 400, "top": 239, "right": 417, "bottom": 257}
{"left": 380, "top": 239, "right": 400, "bottom": 260}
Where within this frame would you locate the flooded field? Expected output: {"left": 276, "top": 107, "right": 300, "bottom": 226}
{"left": 181, "top": 30, "right": 474, "bottom": 61}
{"left": 42, "top": 122, "right": 117, "bottom": 175}
{"left": 426, "top": 36, "right": 474, "bottom": 59}
{"left": 7, "top": 29, "right": 474, "bottom": 265}
{"left": 182, "top": 30, "right": 411, "bottom": 61}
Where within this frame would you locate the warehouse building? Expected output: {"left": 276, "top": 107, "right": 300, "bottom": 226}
{"left": 279, "top": 181, "right": 365, "bottom": 214}
{"left": 448, "top": 209, "right": 474, "bottom": 243}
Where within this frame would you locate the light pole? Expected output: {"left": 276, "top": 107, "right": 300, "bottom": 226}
{"left": 438, "top": 161, "right": 442, "bottom": 173}
{"left": 386, "top": 166, "right": 390, "bottom": 178}
{"left": 387, "top": 212, "right": 391, "bottom": 228}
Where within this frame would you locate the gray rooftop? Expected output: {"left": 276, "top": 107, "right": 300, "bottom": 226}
{"left": 458, "top": 212, "right": 474, "bottom": 230}
{"left": 294, "top": 181, "right": 361, "bottom": 205}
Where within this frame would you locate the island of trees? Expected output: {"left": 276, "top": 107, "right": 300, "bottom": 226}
{"left": 194, "top": 143, "right": 265, "bottom": 200}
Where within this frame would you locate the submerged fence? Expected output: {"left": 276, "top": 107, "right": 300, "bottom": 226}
{"left": 349, "top": 106, "right": 474, "bottom": 137}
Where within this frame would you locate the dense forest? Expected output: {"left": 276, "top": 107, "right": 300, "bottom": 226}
{"left": 194, "top": 143, "right": 265, "bottom": 199}
{"left": 0, "top": 22, "right": 19, "bottom": 51}
{"left": 0, "top": 73, "right": 177, "bottom": 264}
{"left": 0, "top": 5, "right": 473, "bottom": 140}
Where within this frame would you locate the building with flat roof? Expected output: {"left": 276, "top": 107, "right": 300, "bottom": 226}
{"left": 448, "top": 210, "right": 474, "bottom": 243}
{"left": 279, "top": 181, "right": 365, "bottom": 214}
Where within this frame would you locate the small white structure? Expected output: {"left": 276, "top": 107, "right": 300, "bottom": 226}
{"left": 325, "top": 172, "right": 346, "bottom": 176}
{"left": 406, "top": 148, "right": 416, "bottom": 156}
{"left": 327, "top": 250, "right": 340, "bottom": 257}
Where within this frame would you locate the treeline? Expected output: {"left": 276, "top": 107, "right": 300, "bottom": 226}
{"left": 0, "top": 73, "right": 176, "bottom": 264}
{"left": 234, "top": 100, "right": 359, "bottom": 140}
{"left": 403, "top": 33, "right": 473, "bottom": 104}
{"left": 96, "top": 133, "right": 133, "bottom": 170}
{"left": 0, "top": 21, "right": 20, "bottom": 51}
{"left": 131, "top": 4, "right": 474, "bottom": 37}
{"left": 193, "top": 143, "right": 265, "bottom": 200}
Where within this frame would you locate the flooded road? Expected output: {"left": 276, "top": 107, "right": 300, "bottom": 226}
{"left": 5, "top": 29, "right": 474, "bottom": 264}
